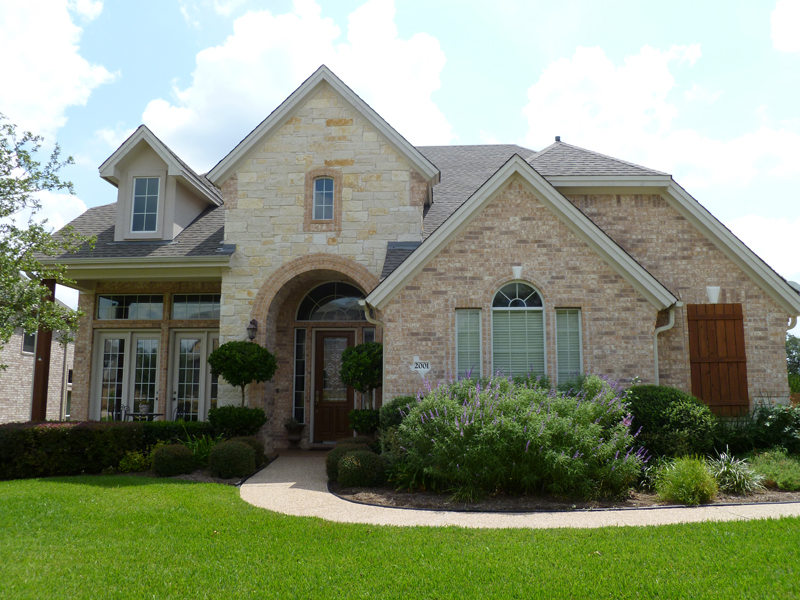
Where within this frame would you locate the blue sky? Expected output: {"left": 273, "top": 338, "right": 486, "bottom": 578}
{"left": 2, "top": 0, "right": 799, "bottom": 331}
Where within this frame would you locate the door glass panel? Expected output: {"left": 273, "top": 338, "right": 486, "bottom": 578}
{"left": 177, "top": 338, "right": 202, "bottom": 420}
{"left": 322, "top": 337, "right": 347, "bottom": 402}
{"left": 101, "top": 338, "right": 125, "bottom": 420}
{"left": 133, "top": 339, "right": 158, "bottom": 413}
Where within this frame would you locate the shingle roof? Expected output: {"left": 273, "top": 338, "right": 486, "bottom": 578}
{"left": 380, "top": 242, "right": 421, "bottom": 280}
{"left": 51, "top": 203, "right": 226, "bottom": 260}
{"left": 529, "top": 141, "right": 668, "bottom": 177}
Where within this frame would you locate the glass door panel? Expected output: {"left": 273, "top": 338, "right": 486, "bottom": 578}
{"left": 100, "top": 337, "right": 126, "bottom": 420}
{"left": 175, "top": 336, "right": 202, "bottom": 421}
{"left": 131, "top": 337, "right": 159, "bottom": 414}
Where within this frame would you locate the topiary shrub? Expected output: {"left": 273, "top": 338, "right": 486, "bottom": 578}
{"left": 340, "top": 342, "right": 382, "bottom": 409}
{"left": 152, "top": 444, "right": 195, "bottom": 477}
{"left": 326, "top": 444, "right": 370, "bottom": 482}
{"left": 207, "top": 340, "right": 277, "bottom": 406}
{"left": 338, "top": 450, "right": 389, "bottom": 488}
{"left": 626, "top": 385, "right": 716, "bottom": 457}
{"left": 656, "top": 456, "right": 718, "bottom": 505}
{"left": 230, "top": 436, "right": 266, "bottom": 469}
{"left": 347, "top": 409, "right": 379, "bottom": 435}
{"left": 379, "top": 395, "right": 416, "bottom": 432}
{"left": 208, "top": 440, "right": 256, "bottom": 479}
{"left": 208, "top": 406, "right": 267, "bottom": 438}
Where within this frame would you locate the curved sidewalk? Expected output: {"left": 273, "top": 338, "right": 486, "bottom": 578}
{"left": 239, "top": 452, "right": 800, "bottom": 529}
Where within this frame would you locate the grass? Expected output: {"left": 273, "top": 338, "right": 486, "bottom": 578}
{"left": 1, "top": 476, "right": 799, "bottom": 599}
{"left": 751, "top": 449, "right": 800, "bottom": 491}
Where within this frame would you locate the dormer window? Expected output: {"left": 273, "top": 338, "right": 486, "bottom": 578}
{"left": 313, "top": 177, "right": 334, "bottom": 220}
{"left": 132, "top": 177, "right": 160, "bottom": 232}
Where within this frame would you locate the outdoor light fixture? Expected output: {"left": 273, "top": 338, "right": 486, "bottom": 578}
{"left": 706, "top": 286, "right": 721, "bottom": 304}
{"left": 246, "top": 319, "right": 258, "bottom": 340}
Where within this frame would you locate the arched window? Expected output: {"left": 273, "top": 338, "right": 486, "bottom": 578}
{"left": 492, "top": 282, "right": 545, "bottom": 377}
{"left": 296, "top": 282, "right": 366, "bottom": 321}
{"left": 313, "top": 177, "right": 334, "bottom": 220}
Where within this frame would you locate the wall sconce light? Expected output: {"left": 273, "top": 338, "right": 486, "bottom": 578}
{"left": 706, "top": 286, "right": 721, "bottom": 304}
{"left": 512, "top": 266, "right": 523, "bottom": 279}
{"left": 246, "top": 319, "right": 258, "bottom": 340}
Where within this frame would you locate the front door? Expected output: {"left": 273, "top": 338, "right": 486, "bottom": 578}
{"left": 314, "top": 330, "right": 355, "bottom": 442}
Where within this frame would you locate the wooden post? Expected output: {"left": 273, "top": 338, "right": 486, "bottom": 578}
{"left": 30, "top": 279, "right": 56, "bottom": 421}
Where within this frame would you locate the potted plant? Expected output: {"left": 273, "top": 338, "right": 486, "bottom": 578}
{"left": 282, "top": 416, "right": 305, "bottom": 446}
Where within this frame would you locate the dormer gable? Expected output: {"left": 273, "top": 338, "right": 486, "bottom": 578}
{"left": 99, "top": 125, "right": 222, "bottom": 242}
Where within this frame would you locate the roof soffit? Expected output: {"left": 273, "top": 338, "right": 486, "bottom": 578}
{"left": 367, "top": 154, "right": 677, "bottom": 311}
{"left": 207, "top": 65, "right": 440, "bottom": 186}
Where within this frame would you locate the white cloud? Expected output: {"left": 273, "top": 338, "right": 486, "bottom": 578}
{"left": 142, "top": 0, "right": 452, "bottom": 171}
{"left": 68, "top": 0, "right": 103, "bottom": 21}
{"left": 214, "top": 0, "right": 248, "bottom": 16}
{"left": 772, "top": 0, "right": 800, "bottom": 53}
{"left": 0, "top": 1, "right": 115, "bottom": 140}
{"left": 95, "top": 125, "right": 136, "bottom": 149}
{"left": 684, "top": 83, "right": 721, "bottom": 103}
{"left": 726, "top": 215, "right": 800, "bottom": 283}
{"left": 8, "top": 191, "right": 88, "bottom": 232}
{"left": 522, "top": 45, "right": 800, "bottom": 191}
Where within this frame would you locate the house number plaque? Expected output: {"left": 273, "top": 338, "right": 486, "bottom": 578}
{"left": 410, "top": 356, "right": 431, "bottom": 377}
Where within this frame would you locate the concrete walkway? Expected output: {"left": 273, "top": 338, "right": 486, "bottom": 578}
{"left": 239, "top": 452, "right": 800, "bottom": 529}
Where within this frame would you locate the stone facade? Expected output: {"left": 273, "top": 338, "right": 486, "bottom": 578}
{"left": 0, "top": 328, "right": 73, "bottom": 423}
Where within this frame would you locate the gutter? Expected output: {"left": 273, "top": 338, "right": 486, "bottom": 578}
{"left": 789, "top": 316, "right": 798, "bottom": 331}
{"left": 359, "top": 299, "right": 386, "bottom": 409}
{"left": 653, "top": 301, "right": 684, "bottom": 386}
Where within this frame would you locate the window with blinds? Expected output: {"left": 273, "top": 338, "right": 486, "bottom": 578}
{"left": 556, "top": 309, "right": 582, "bottom": 383}
{"left": 456, "top": 309, "right": 481, "bottom": 380}
{"left": 491, "top": 282, "right": 545, "bottom": 378}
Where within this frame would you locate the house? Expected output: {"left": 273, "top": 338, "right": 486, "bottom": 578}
{"left": 0, "top": 326, "right": 74, "bottom": 423}
{"left": 42, "top": 65, "right": 800, "bottom": 448}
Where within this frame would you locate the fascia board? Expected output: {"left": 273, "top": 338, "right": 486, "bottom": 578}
{"left": 99, "top": 127, "right": 180, "bottom": 177}
{"left": 176, "top": 169, "right": 223, "bottom": 206}
{"left": 665, "top": 182, "right": 800, "bottom": 314}
{"left": 367, "top": 155, "right": 676, "bottom": 311}
{"left": 40, "top": 256, "right": 231, "bottom": 282}
{"left": 207, "top": 66, "right": 439, "bottom": 185}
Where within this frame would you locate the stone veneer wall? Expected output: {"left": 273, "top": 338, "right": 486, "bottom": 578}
{"left": 0, "top": 329, "right": 73, "bottom": 423}
{"left": 380, "top": 177, "right": 657, "bottom": 398}
{"left": 69, "top": 281, "right": 221, "bottom": 421}
{"left": 566, "top": 194, "right": 791, "bottom": 400}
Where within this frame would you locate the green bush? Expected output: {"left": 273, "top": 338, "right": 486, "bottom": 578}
{"left": 626, "top": 385, "right": 716, "bottom": 457}
{"left": 656, "top": 456, "right": 718, "bottom": 505}
{"left": 337, "top": 450, "right": 389, "bottom": 488}
{"left": 347, "top": 409, "right": 379, "bottom": 435}
{"left": 750, "top": 448, "right": 800, "bottom": 491}
{"left": 706, "top": 448, "right": 764, "bottom": 494}
{"left": 180, "top": 432, "right": 225, "bottom": 467}
{"left": 716, "top": 403, "right": 800, "bottom": 455}
{"left": 207, "top": 406, "right": 267, "bottom": 438}
{"left": 118, "top": 450, "right": 150, "bottom": 473}
{"left": 207, "top": 340, "right": 277, "bottom": 406}
{"left": 393, "top": 374, "right": 644, "bottom": 500}
{"left": 379, "top": 395, "right": 416, "bottom": 432}
{"left": 789, "top": 373, "right": 800, "bottom": 394}
{"left": 208, "top": 440, "right": 256, "bottom": 479}
{"left": 339, "top": 342, "right": 382, "bottom": 396}
{"left": 152, "top": 444, "right": 195, "bottom": 477}
{"left": 230, "top": 436, "right": 266, "bottom": 469}
{"left": 326, "top": 444, "right": 370, "bottom": 482}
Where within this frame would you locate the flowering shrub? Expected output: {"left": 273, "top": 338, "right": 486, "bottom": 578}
{"left": 391, "top": 374, "right": 646, "bottom": 500}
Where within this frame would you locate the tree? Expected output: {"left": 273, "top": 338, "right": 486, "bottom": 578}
{"left": 207, "top": 340, "right": 278, "bottom": 406}
{"left": 787, "top": 334, "right": 800, "bottom": 376}
{"left": 0, "top": 114, "right": 94, "bottom": 368}
{"left": 340, "top": 342, "right": 383, "bottom": 409}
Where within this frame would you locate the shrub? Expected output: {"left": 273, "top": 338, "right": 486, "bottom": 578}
{"left": 230, "top": 436, "right": 266, "bottom": 469}
{"left": 379, "top": 395, "right": 416, "bottom": 432}
{"left": 207, "top": 340, "right": 277, "bottom": 406}
{"left": 180, "top": 432, "right": 225, "bottom": 467}
{"left": 347, "top": 409, "right": 379, "bottom": 435}
{"left": 656, "top": 456, "right": 718, "bottom": 505}
{"left": 118, "top": 450, "right": 150, "bottom": 473}
{"left": 626, "top": 385, "right": 716, "bottom": 457}
{"left": 152, "top": 444, "right": 195, "bottom": 477}
{"left": 339, "top": 342, "right": 382, "bottom": 406}
{"left": 392, "top": 374, "right": 645, "bottom": 500}
{"left": 208, "top": 440, "right": 256, "bottom": 479}
{"left": 750, "top": 448, "right": 800, "bottom": 491}
{"left": 208, "top": 406, "right": 267, "bottom": 438}
{"left": 706, "top": 447, "right": 764, "bottom": 494}
{"left": 789, "top": 373, "right": 800, "bottom": 394}
{"left": 337, "top": 451, "right": 389, "bottom": 488}
{"left": 326, "top": 444, "right": 370, "bottom": 482}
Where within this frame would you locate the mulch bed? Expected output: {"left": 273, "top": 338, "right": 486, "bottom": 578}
{"left": 330, "top": 483, "right": 800, "bottom": 512}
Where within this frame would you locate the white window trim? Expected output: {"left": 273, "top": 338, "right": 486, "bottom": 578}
{"left": 131, "top": 176, "right": 161, "bottom": 233}
{"left": 490, "top": 281, "right": 547, "bottom": 378}
{"left": 125, "top": 169, "right": 166, "bottom": 240}
{"left": 555, "top": 308, "right": 583, "bottom": 384}
{"left": 313, "top": 177, "right": 335, "bottom": 221}
{"left": 455, "top": 309, "right": 482, "bottom": 380}
{"left": 168, "top": 329, "right": 219, "bottom": 422}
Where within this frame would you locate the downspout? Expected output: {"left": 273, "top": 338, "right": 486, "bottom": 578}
{"left": 653, "top": 301, "right": 684, "bottom": 386}
{"left": 359, "top": 299, "right": 385, "bottom": 409}
{"left": 788, "top": 316, "right": 798, "bottom": 331}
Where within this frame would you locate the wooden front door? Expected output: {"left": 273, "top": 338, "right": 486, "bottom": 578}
{"left": 313, "top": 331, "right": 355, "bottom": 442}
{"left": 687, "top": 304, "right": 749, "bottom": 416}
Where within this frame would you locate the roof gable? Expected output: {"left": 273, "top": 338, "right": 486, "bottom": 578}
{"left": 207, "top": 65, "right": 440, "bottom": 186}
{"left": 367, "top": 154, "right": 678, "bottom": 311}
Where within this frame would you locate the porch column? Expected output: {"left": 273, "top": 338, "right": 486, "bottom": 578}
{"left": 30, "top": 279, "right": 56, "bottom": 421}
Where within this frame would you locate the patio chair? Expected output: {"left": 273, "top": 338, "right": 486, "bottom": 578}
{"left": 109, "top": 402, "right": 129, "bottom": 422}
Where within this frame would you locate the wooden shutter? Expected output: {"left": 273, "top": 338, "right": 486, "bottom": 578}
{"left": 687, "top": 303, "right": 749, "bottom": 416}
{"left": 456, "top": 309, "right": 481, "bottom": 380}
{"left": 556, "top": 309, "right": 582, "bottom": 383}
{"left": 492, "top": 310, "right": 544, "bottom": 377}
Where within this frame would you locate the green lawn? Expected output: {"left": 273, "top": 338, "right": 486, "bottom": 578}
{"left": 1, "top": 476, "right": 798, "bottom": 599}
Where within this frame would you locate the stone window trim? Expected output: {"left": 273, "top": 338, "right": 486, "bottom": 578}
{"left": 303, "top": 167, "right": 342, "bottom": 232}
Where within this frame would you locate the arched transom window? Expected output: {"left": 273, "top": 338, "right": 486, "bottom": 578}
{"left": 296, "top": 282, "right": 366, "bottom": 321}
{"left": 492, "top": 282, "right": 545, "bottom": 377}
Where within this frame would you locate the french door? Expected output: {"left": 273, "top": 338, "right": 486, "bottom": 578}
{"left": 93, "top": 331, "right": 160, "bottom": 420}
{"left": 171, "top": 331, "right": 219, "bottom": 421}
